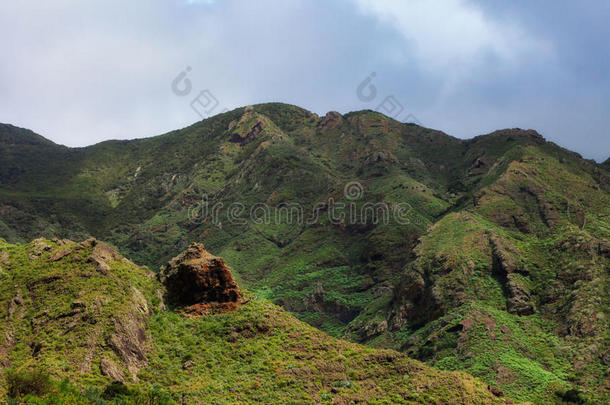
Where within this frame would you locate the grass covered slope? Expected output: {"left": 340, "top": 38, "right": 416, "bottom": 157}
{"left": 0, "top": 105, "right": 580, "bottom": 338}
{"left": 381, "top": 146, "right": 610, "bottom": 403}
{"left": 0, "top": 238, "right": 509, "bottom": 404}
{"left": 0, "top": 103, "right": 609, "bottom": 403}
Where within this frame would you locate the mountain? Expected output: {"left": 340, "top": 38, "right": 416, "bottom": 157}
{"left": 0, "top": 238, "right": 507, "bottom": 403}
{"left": 0, "top": 103, "right": 608, "bottom": 403}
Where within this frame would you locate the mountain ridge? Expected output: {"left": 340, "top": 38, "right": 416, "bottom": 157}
{"left": 1, "top": 102, "right": 608, "bottom": 403}
{"left": 2, "top": 104, "right": 606, "bottom": 164}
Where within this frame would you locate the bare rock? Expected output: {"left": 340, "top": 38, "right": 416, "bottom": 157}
{"left": 0, "top": 251, "right": 9, "bottom": 272}
{"left": 48, "top": 249, "right": 71, "bottom": 262}
{"left": 0, "top": 330, "right": 14, "bottom": 367}
{"left": 8, "top": 289, "right": 25, "bottom": 319}
{"left": 88, "top": 256, "right": 110, "bottom": 275}
{"left": 156, "top": 289, "right": 166, "bottom": 311}
{"left": 26, "top": 275, "right": 63, "bottom": 291}
{"left": 159, "top": 242, "right": 242, "bottom": 312}
{"left": 319, "top": 111, "right": 343, "bottom": 130}
{"left": 506, "top": 274, "right": 536, "bottom": 316}
{"left": 521, "top": 184, "right": 560, "bottom": 228}
{"left": 85, "top": 241, "right": 121, "bottom": 275}
{"left": 100, "top": 358, "right": 125, "bottom": 382}
{"left": 79, "top": 327, "right": 102, "bottom": 374}
{"left": 229, "top": 120, "right": 263, "bottom": 146}
{"left": 131, "top": 287, "right": 149, "bottom": 316}
{"left": 108, "top": 312, "right": 149, "bottom": 381}
{"left": 29, "top": 238, "right": 52, "bottom": 258}
{"left": 488, "top": 232, "right": 522, "bottom": 274}
{"left": 76, "top": 238, "right": 97, "bottom": 250}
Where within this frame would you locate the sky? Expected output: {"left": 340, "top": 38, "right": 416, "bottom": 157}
{"left": 0, "top": 0, "right": 608, "bottom": 161}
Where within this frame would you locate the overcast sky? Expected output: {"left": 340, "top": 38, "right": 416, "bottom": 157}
{"left": 1, "top": 0, "right": 608, "bottom": 161}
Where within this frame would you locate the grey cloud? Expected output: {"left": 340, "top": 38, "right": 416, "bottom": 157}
{"left": 0, "top": 0, "right": 607, "bottom": 161}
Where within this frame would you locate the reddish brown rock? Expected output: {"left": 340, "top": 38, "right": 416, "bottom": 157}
{"left": 48, "top": 249, "right": 71, "bottom": 262}
{"left": 318, "top": 111, "right": 342, "bottom": 130}
{"left": 159, "top": 243, "right": 241, "bottom": 314}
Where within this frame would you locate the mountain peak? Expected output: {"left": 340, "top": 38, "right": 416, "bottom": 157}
{"left": 0, "top": 123, "right": 57, "bottom": 146}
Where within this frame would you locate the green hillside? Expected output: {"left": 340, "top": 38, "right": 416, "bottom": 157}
{"left": 0, "top": 103, "right": 608, "bottom": 403}
{"left": 0, "top": 238, "right": 508, "bottom": 404}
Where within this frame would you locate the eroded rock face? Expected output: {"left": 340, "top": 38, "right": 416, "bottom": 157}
{"left": 506, "top": 274, "right": 536, "bottom": 316}
{"left": 302, "top": 283, "right": 358, "bottom": 324}
{"left": 159, "top": 243, "right": 241, "bottom": 312}
{"left": 100, "top": 358, "right": 124, "bottom": 383}
{"left": 488, "top": 232, "right": 536, "bottom": 315}
{"left": 229, "top": 120, "right": 263, "bottom": 146}
{"left": 318, "top": 111, "right": 342, "bottom": 130}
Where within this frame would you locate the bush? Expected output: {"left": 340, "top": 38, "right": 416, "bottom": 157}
{"left": 102, "top": 381, "right": 131, "bottom": 400}
{"left": 5, "top": 368, "right": 53, "bottom": 398}
{"left": 558, "top": 388, "right": 588, "bottom": 404}
{"left": 101, "top": 382, "right": 176, "bottom": 405}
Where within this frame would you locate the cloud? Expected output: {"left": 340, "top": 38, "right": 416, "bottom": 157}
{"left": 0, "top": 0, "right": 607, "bottom": 161}
{"left": 352, "top": 0, "right": 553, "bottom": 71}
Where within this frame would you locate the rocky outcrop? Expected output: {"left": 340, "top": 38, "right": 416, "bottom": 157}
{"left": 79, "top": 238, "right": 123, "bottom": 275}
{"left": 108, "top": 311, "right": 149, "bottom": 381}
{"left": 159, "top": 243, "right": 242, "bottom": 314}
{"left": 488, "top": 232, "right": 536, "bottom": 315}
{"left": 488, "top": 232, "right": 523, "bottom": 275}
{"left": 521, "top": 183, "right": 560, "bottom": 228}
{"left": 229, "top": 120, "right": 263, "bottom": 146}
{"left": 318, "top": 111, "right": 342, "bottom": 130}
{"left": 506, "top": 274, "right": 536, "bottom": 316}
{"left": 0, "top": 251, "right": 9, "bottom": 272}
{"left": 28, "top": 238, "right": 52, "bottom": 259}
{"left": 363, "top": 151, "right": 398, "bottom": 165}
{"left": 106, "top": 287, "right": 152, "bottom": 381}
{"left": 100, "top": 358, "right": 125, "bottom": 383}
{"left": 302, "top": 283, "right": 358, "bottom": 324}
{"left": 8, "top": 289, "right": 25, "bottom": 319}
{"left": 48, "top": 249, "right": 71, "bottom": 262}
{"left": 388, "top": 265, "right": 441, "bottom": 330}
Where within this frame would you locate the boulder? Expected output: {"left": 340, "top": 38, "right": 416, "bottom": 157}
{"left": 159, "top": 243, "right": 241, "bottom": 313}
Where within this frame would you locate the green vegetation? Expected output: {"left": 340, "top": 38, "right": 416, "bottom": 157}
{"left": 1, "top": 103, "right": 609, "bottom": 403}
{"left": 0, "top": 239, "right": 507, "bottom": 404}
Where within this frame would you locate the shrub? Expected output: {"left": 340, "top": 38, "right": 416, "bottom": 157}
{"left": 102, "top": 381, "right": 131, "bottom": 400}
{"left": 5, "top": 368, "right": 53, "bottom": 398}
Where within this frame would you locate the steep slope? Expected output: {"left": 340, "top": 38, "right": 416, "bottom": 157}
{"left": 0, "top": 238, "right": 508, "bottom": 404}
{"left": 382, "top": 146, "right": 610, "bottom": 403}
{"left": 0, "top": 103, "right": 608, "bottom": 403}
